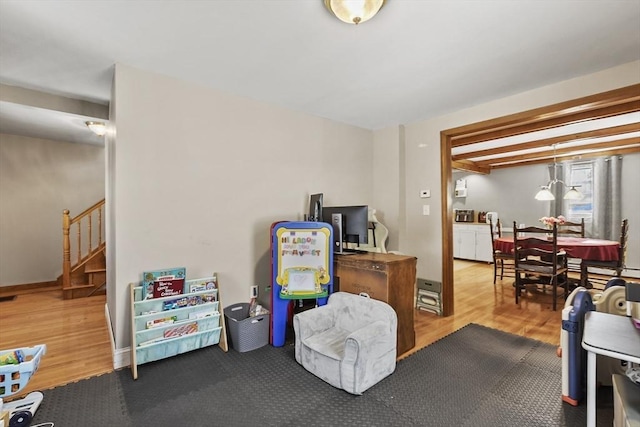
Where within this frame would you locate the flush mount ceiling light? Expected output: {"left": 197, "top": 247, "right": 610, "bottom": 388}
{"left": 534, "top": 144, "right": 583, "bottom": 201}
{"left": 324, "top": 0, "right": 385, "bottom": 25}
{"left": 85, "top": 121, "right": 106, "bottom": 136}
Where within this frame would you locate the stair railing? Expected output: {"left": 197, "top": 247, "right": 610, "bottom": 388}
{"left": 62, "top": 199, "right": 106, "bottom": 290}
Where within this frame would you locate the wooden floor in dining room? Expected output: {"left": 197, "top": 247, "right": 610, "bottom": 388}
{"left": 1, "top": 260, "right": 567, "bottom": 400}
{"left": 408, "top": 259, "right": 565, "bottom": 359}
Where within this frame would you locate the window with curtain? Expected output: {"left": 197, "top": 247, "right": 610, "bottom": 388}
{"left": 555, "top": 156, "right": 623, "bottom": 239}
{"left": 565, "top": 161, "right": 593, "bottom": 227}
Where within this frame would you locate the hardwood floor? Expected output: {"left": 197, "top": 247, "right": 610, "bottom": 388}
{"left": 0, "top": 291, "right": 113, "bottom": 399}
{"left": 1, "top": 260, "right": 568, "bottom": 400}
{"left": 405, "top": 260, "right": 564, "bottom": 359}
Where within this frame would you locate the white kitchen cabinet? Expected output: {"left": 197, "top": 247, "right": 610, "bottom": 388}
{"left": 454, "top": 228, "right": 476, "bottom": 259}
{"left": 453, "top": 223, "right": 493, "bottom": 263}
{"left": 474, "top": 230, "right": 493, "bottom": 262}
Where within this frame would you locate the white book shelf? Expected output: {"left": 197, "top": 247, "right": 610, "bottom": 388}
{"left": 129, "top": 277, "right": 228, "bottom": 379}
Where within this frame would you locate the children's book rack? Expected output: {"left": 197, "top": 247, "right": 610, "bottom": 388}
{"left": 129, "top": 275, "right": 228, "bottom": 379}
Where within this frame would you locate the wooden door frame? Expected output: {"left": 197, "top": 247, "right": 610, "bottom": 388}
{"left": 439, "top": 84, "right": 640, "bottom": 316}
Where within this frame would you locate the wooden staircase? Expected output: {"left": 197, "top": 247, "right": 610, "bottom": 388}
{"left": 61, "top": 199, "right": 106, "bottom": 299}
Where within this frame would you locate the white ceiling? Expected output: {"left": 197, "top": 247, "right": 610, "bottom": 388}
{"left": 1, "top": 0, "right": 639, "bottom": 145}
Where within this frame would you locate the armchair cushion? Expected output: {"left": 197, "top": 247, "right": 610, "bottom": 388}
{"left": 293, "top": 292, "right": 397, "bottom": 395}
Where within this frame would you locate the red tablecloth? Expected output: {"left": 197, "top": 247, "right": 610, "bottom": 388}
{"left": 494, "top": 236, "right": 619, "bottom": 262}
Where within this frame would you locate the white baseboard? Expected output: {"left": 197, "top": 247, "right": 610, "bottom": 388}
{"left": 587, "top": 267, "right": 640, "bottom": 280}
{"left": 113, "top": 347, "right": 130, "bottom": 370}
{"left": 104, "top": 302, "right": 131, "bottom": 370}
{"left": 623, "top": 268, "right": 640, "bottom": 279}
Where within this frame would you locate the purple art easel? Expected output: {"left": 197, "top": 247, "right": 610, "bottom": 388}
{"left": 270, "top": 221, "right": 333, "bottom": 347}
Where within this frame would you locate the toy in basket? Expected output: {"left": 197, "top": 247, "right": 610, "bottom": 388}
{"left": 0, "top": 344, "right": 46, "bottom": 427}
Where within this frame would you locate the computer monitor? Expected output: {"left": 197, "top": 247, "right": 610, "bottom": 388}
{"left": 308, "top": 193, "right": 323, "bottom": 222}
{"left": 322, "top": 205, "right": 369, "bottom": 253}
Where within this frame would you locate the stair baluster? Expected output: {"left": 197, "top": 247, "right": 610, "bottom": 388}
{"left": 61, "top": 199, "right": 106, "bottom": 299}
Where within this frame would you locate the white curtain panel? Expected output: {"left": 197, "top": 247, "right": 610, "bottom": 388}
{"left": 591, "top": 156, "right": 623, "bottom": 241}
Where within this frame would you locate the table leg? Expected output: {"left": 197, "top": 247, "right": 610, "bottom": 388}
{"left": 586, "top": 350, "right": 596, "bottom": 427}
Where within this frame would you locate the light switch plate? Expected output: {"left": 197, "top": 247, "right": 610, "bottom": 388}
{"left": 420, "top": 189, "right": 430, "bottom": 198}
{"left": 423, "top": 205, "right": 430, "bottom": 215}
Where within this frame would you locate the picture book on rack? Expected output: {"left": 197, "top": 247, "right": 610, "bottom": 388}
{"left": 187, "top": 274, "right": 217, "bottom": 292}
{"left": 185, "top": 274, "right": 218, "bottom": 302}
{"left": 162, "top": 294, "right": 212, "bottom": 311}
{"left": 163, "top": 322, "right": 198, "bottom": 338}
{"left": 152, "top": 278, "right": 184, "bottom": 299}
{"left": 142, "top": 267, "right": 186, "bottom": 300}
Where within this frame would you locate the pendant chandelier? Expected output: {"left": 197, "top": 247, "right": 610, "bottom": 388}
{"left": 534, "top": 144, "right": 583, "bottom": 201}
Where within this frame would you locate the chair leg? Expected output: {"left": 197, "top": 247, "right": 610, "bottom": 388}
{"left": 500, "top": 260, "right": 504, "bottom": 279}
{"left": 493, "top": 261, "right": 497, "bottom": 284}
{"left": 551, "top": 276, "right": 557, "bottom": 311}
{"left": 515, "top": 273, "right": 520, "bottom": 304}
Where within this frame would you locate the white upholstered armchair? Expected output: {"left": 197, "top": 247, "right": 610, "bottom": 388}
{"left": 293, "top": 292, "right": 397, "bottom": 395}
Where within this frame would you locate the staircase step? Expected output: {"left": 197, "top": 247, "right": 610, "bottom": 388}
{"left": 85, "top": 267, "right": 106, "bottom": 274}
{"left": 63, "top": 283, "right": 106, "bottom": 299}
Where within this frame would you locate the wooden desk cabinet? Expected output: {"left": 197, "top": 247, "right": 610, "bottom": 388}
{"left": 334, "top": 252, "right": 417, "bottom": 356}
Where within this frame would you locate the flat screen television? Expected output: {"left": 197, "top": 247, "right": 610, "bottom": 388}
{"left": 308, "top": 193, "right": 323, "bottom": 222}
{"left": 322, "top": 205, "right": 369, "bottom": 253}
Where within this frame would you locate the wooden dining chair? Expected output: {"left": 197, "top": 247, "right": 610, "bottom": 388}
{"left": 490, "top": 218, "right": 514, "bottom": 284}
{"left": 557, "top": 218, "right": 585, "bottom": 237}
{"left": 512, "top": 221, "right": 569, "bottom": 311}
{"left": 580, "top": 219, "right": 628, "bottom": 289}
{"left": 557, "top": 218, "right": 585, "bottom": 275}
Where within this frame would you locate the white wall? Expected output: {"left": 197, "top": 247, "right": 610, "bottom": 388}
{"left": 0, "top": 134, "right": 104, "bottom": 286}
{"left": 621, "top": 152, "right": 640, "bottom": 273}
{"left": 453, "top": 164, "right": 562, "bottom": 228}
{"left": 374, "top": 61, "right": 640, "bottom": 283}
{"left": 109, "top": 64, "right": 373, "bottom": 349}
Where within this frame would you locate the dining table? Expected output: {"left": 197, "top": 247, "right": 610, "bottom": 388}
{"left": 494, "top": 236, "right": 620, "bottom": 262}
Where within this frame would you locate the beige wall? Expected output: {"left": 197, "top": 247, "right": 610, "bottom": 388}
{"left": 0, "top": 133, "right": 105, "bottom": 285}
{"left": 105, "top": 60, "right": 639, "bottom": 357}
{"left": 109, "top": 64, "right": 374, "bottom": 349}
{"left": 372, "top": 125, "right": 403, "bottom": 251}
{"left": 374, "top": 60, "right": 640, "bottom": 283}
